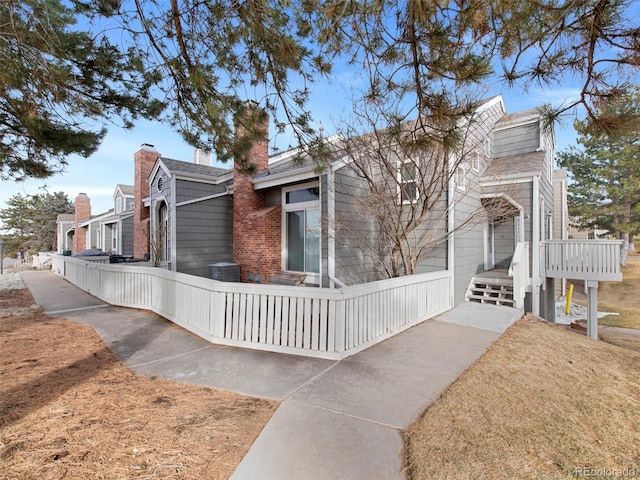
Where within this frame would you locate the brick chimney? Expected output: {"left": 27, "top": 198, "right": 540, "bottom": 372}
{"left": 232, "top": 105, "right": 281, "bottom": 282}
{"left": 134, "top": 144, "right": 160, "bottom": 259}
{"left": 72, "top": 193, "right": 91, "bottom": 254}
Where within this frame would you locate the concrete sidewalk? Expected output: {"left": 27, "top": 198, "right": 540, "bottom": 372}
{"left": 21, "top": 271, "right": 522, "bottom": 479}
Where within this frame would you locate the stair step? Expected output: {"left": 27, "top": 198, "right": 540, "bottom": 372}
{"left": 267, "top": 272, "right": 306, "bottom": 286}
{"left": 470, "top": 286, "right": 513, "bottom": 295}
{"left": 467, "top": 294, "right": 516, "bottom": 306}
{"left": 470, "top": 276, "right": 513, "bottom": 286}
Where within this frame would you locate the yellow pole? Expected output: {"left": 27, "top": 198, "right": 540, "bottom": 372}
{"left": 565, "top": 283, "right": 574, "bottom": 314}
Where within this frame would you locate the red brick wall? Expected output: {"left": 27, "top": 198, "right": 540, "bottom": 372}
{"left": 232, "top": 110, "right": 282, "bottom": 282}
{"left": 72, "top": 193, "right": 91, "bottom": 254}
{"left": 133, "top": 144, "right": 160, "bottom": 259}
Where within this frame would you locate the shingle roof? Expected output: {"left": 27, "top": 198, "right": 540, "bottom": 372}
{"left": 116, "top": 184, "right": 134, "bottom": 195}
{"left": 255, "top": 135, "right": 345, "bottom": 180}
{"left": 494, "top": 108, "right": 541, "bottom": 129}
{"left": 481, "top": 151, "right": 546, "bottom": 180}
{"left": 160, "top": 157, "right": 231, "bottom": 178}
{"left": 57, "top": 213, "right": 75, "bottom": 221}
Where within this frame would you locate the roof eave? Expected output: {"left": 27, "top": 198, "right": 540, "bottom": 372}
{"left": 253, "top": 165, "right": 319, "bottom": 190}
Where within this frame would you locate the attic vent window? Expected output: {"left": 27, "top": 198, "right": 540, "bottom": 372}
{"left": 157, "top": 177, "right": 164, "bottom": 192}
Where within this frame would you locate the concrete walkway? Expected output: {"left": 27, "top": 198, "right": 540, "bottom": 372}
{"left": 21, "top": 271, "right": 522, "bottom": 479}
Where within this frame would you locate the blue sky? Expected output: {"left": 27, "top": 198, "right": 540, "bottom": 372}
{"left": 0, "top": 83, "right": 583, "bottom": 218}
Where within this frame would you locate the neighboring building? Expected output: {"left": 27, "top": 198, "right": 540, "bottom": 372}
{"left": 56, "top": 213, "right": 75, "bottom": 253}
{"left": 66, "top": 185, "right": 135, "bottom": 256}
{"left": 147, "top": 157, "right": 233, "bottom": 276}
{"left": 60, "top": 94, "right": 564, "bottom": 316}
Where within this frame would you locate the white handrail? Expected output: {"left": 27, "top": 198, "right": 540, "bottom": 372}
{"left": 508, "top": 242, "right": 529, "bottom": 309}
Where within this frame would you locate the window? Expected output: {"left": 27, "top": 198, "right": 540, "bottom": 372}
{"left": 456, "top": 166, "right": 466, "bottom": 191}
{"left": 286, "top": 186, "right": 319, "bottom": 204}
{"left": 484, "top": 137, "right": 491, "bottom": 157}
{"left": 473, "top": 152, "right": 481, "bottom": 172}
{"left": 112, "top": 225, "right": 118, "bottom": 253}
{"left": 399, "top": 160, "right": 418, "bottom": 203}
{"left": 115, "top": 196, "right": 122, "bottom": 214}
{"left": 157, "top": 177, "right": 164, "bottom": 192}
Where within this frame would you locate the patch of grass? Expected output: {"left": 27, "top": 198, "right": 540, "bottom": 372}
{"left": 405, "top": 316, "right": 640, "bottom": 480}
{"left": 598, "top": 257, "right": 640, "bottom": 329}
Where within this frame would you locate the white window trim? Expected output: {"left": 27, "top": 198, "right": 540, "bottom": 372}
{"left": 398, "top": 158, "right": 419, "bottom": 205}
{"left": 456, "top": 165, "right": 467, "bottom": 191}
{"left": 473, "top": 152, "right": 481, "bottom": 172}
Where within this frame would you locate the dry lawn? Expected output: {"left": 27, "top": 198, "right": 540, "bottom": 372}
{"left": 0, "top": 288, "right": 277, "bottom": 480}
{"left": 405, "top": 315, "right": 640, "bottom": 479}
{"left": 597, "top": 256, "right": 640, "bottom": 330}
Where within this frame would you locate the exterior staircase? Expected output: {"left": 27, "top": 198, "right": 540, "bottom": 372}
{"left": 465, "top": 270, "right": 516, "bottom": 307}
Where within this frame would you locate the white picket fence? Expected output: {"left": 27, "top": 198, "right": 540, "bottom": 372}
{"left": 52, "top": 255, "right": 452, "bottom": 359}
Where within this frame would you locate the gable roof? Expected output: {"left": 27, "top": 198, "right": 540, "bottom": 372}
{"left": 115, "top": 184, "right": 134, "bottom": 196}
{"left": 150, "top": 157, "right": 233, "bottom": 185}
{"left": 161, "top": 157, "right": 230, "bottom": 177}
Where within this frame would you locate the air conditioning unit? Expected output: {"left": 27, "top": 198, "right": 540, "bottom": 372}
{"left": 209, "top": 262, "right": 240, "bottom": 282}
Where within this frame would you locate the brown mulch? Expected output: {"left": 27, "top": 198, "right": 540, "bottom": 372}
{"left": 0, "top": 288, "right": 277, "bottom": 480}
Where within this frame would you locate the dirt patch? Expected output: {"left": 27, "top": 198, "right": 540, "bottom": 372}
{"left": 0, "top": 288, "right": 277, "bottom": 479}
{"left": 405, "top": 315, "right": 640, "bottom": 479}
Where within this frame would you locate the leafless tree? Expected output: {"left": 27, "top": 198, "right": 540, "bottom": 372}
{"left": 330, "top": 102, "right": 520, "bottom": 279}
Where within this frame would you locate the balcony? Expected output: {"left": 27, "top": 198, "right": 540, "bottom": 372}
{"left": 545, "top": 240, "right": 623, "bottom": 282}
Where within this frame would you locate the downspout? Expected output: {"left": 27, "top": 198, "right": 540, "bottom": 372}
{"left": 448, "top": 154, "right": 455, "bottom": 307}
{"left": 531, "top": 176, "right": 540, "bottom": 315}
{"left": 327, "top": 165, "right": 338, "bottom": 288}
{"left": 170, "top": 175, "right": 178, "bottom": 272}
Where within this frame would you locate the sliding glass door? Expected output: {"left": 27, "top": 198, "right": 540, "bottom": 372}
{"left": 283, "top": 183, "right": 321, "bottom": 284}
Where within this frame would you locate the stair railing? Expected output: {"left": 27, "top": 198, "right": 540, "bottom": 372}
{"left": 508, "top": 242, "right": 529, "bottom": 309}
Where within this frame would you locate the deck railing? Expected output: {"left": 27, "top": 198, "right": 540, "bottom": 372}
{"left": 545, "top": 240, "right": 623, "bottom": 281}
{"left": 51, "top": 255, "right": 452, "bottom": 359}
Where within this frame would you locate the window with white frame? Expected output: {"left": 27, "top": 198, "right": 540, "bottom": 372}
{"left": 115, "top": 196, "right": 122, "bottom": 214}
{"left": 112, "top": 225, "right": 118, "bottom": 253}
{"left": 456, "top": 165, "right": 466, "bottom": 191}
{"left": 473, "top": 151, "right": 481, "bottom": 172}
{"left": 399, "top": 160, "right": 418, "bottom": 203}
{"left": 484, "top": 137, "right": 491, "bottom": 157}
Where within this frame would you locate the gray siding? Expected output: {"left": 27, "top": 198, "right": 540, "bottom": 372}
{"left": 175, "top": 195, "right": 233, "bottom": 277}
{"left": 452, "top": 149, "right": 490, "bottom": 305}
{"left": 334, "top": 163, "right": 449, "bottom": 285}
{"left": 334, "top": 165, "right": 383, "bottom": 284}
{"left": 493, "top": 123, "right": 540, "bottom": 158}
{"left": 121, "top": 215, "right": 134, "bottom": 256}
{"left": 175, "top": 179, "right": 227, "bottom": 203}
